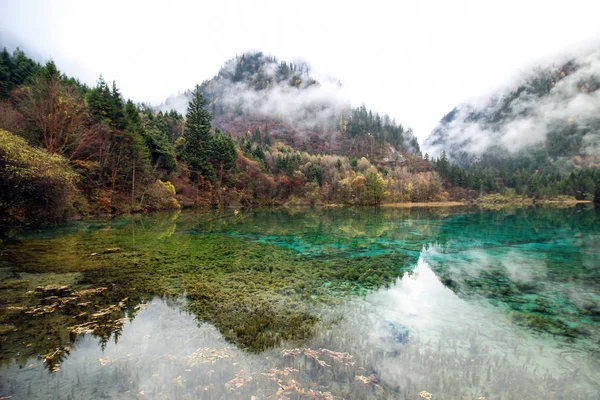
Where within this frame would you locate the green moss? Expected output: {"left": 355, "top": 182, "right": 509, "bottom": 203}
{"left": 0, "top": 211, "right": 417, "bottom": 357}
{"left": 511, "top": 312, "right": 579, "bottom": 338}
{"left": 2, "top": 205, "right": 599, "bottom": 364}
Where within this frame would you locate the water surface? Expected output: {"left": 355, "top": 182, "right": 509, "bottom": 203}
{"left": 1, "top": 206, "right": 599, "bottom": 399}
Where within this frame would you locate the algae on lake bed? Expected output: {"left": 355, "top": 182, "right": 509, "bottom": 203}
{"left": 1, "top": 206, "right": 600, "bottom": 399}
{"left": 0, "top": 209, "right": 419, "bottom": 362}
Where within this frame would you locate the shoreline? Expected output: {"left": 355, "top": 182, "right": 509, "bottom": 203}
{"left": 535, "top": 199, "right": 592, "bottom": 204}
{"left": 2, "top": 199, "right": 594, "bottom": 233}
{"left": 380, "top": 201, "right": 465, "bottom": 208}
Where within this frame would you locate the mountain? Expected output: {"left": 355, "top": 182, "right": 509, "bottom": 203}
{"left": 160, "top": 52, "right": 421, "bottom": 158}
{"left": 425, "top": 47, "right": 600, "bottom": 173}
{"left": 2, "top": 45, "right": 597, "bottom": 230}
{"left": 2, "top": 46, "right": 450, "bottom": 229}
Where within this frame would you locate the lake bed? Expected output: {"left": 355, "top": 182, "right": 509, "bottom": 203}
{"left": 1, "top": 206, "right": 599, "bottom": 399}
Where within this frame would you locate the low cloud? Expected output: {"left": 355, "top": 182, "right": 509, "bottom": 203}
{"left": 158, "top": 53, "right": 351, "bottom": 134}
{"left": 425, "top": 46, "right": 600, "bottom": 163}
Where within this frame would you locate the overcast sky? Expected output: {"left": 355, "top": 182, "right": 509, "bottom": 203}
{"left": 1, "top": 0, "right": 599, "bottom": 141}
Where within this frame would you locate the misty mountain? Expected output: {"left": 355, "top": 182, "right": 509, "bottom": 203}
{"left": 159, "top": 52, "right": 420, "bottom": 158}
{"left": 425, "top": 47, "right": 600, "bottom": 172}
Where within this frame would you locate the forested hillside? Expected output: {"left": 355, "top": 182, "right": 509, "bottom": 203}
{"left": 1, "top": 46, "right": 599, "bottom": 228}
{"left": 424, "top": 47, "right": 600, "bottom": 200}
{"left": 160, "top": 52, "right": 421, "bottom": 158}
{"left": 0, "top": 48, "right": 454, "bottom": 228}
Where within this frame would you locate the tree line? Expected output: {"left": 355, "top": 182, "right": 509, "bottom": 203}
{"left": 432, "top": 151, "right": 600, "bottom": 202}
{"left": 1, "top": 47, "right": 599, "bottom": 228}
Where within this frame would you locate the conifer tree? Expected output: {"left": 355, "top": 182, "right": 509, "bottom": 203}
{"left": 209, "top": 129, "right": 237, "bottom": 172}
{"left": 263, "top": 123, "right": 272, "bottom": 146}
{"left": 0, "top": 48, "right": 13, "bottom": 100}
{"left": 182, "top": 85, "right": 214, "bottom": 181}
{"left": 87, "top": 75, "right": 113, "bottom": 121}
{"left": 10, "top": 48, "right": 41, "bottom": 87}
{"left": 143, "top": 110, "right": 177, "bottom": 173}
{"left": 111, "top": 81, "right": 127, "bottom": 131}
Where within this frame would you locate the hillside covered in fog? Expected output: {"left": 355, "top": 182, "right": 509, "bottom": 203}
{"left": 425, "top": 47, "right": 600, "bottom": 172}
{"left": 160, "top": 52, "right": 421, "bottom": 158}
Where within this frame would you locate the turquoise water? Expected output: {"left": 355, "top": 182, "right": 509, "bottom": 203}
{"left": 0, "top": 206, "right": 599, "bottom": 399}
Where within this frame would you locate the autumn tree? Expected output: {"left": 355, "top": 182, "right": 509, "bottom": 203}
{"left": 15, "top": 61, "right": 91, "bottom": 157}
{"left": 0, "top": 100, "right": 26, "bottom": 137}
{"left": 0, "top": 129, "right": 78, "bottom": 225}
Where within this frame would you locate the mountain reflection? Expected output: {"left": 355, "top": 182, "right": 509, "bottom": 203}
{"left": 1, "top": 206, "right": 599, "bottom": 398}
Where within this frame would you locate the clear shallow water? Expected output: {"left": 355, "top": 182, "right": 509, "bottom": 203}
{"left": 0, "top": 206, "right": 599, "bottom": 399}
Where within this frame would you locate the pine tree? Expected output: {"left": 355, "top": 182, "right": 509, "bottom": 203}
{"left": 437, "top": 150, "right": 450, "bottom": 178}
{"left": 264, "top": 123, "right": 272, "bottom": 146}
{"left": 0, "top": 48, "right": 13, "bottom": 100}
{"left": 209, "top": 130, "right": 237, "bottom": 173}
{"left": 10, "top": 48, "right": 41, "bottom": 87}
{"left": 124, "top": 100, "right": 143, "bottom": 133}
{"left": 111, "top": 81, "right": 127, "bottom": 131}
{"left": 142, "top": 109, "right": 177, "bottom": 173}
{"left": 87, "top": 75, "right": 113, "bottom": 122}
{"left": 182, "top": 85, "right": 214, "bottom": 181}
{"left": 251, "top": 128, "right": 261, "bottom": 143}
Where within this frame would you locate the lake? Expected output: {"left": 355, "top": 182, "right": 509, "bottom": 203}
{"left": 1, "top": 206, "right": 599, "bottom": 399}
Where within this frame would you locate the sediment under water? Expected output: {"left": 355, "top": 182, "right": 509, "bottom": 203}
{"left": 0, "top": 206, "right": 599, "bottom": 399}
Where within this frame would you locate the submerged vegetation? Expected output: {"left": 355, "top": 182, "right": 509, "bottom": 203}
{"left": 0, "top": 209, "right": 423, "bottom": 362}
{"left": 0, "top": 206, "right": 599, "bottom": 399}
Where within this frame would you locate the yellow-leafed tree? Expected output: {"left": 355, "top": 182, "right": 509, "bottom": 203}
{"left": 0, "top": 129, "right": 78, "bottom": 226}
